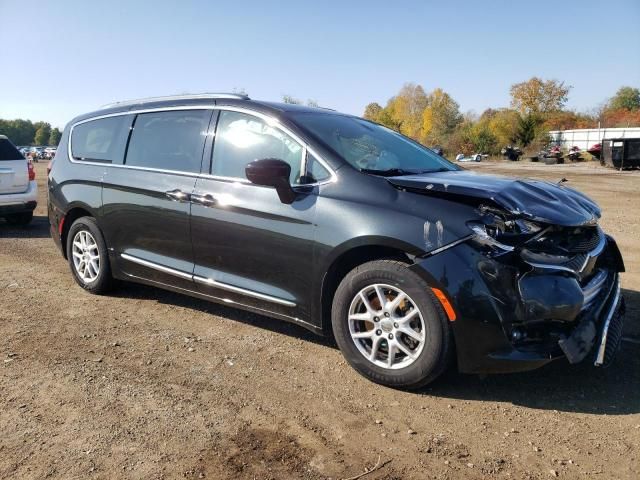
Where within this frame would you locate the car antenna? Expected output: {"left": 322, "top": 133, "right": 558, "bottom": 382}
{"left": 558, "top": 177, "right": 568, "bottom": 184}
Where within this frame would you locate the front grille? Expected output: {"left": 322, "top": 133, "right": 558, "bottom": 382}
{"left": 570, "top": 228, "right": 602, "bottom": 252}
{"left": 528, "top": 226, "right": 601, "bottom": 254}
{"left": 522, "top": 227, "right": 605, "bottom": 277}
{"left": 564, "top": 253, "right": 588, "bottom": 273}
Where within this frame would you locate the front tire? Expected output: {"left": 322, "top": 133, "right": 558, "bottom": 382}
{"left": 66, "top": 217, "right": 113, "bottom": 294}
{"left": 331, "top": 260, "right": 453, "bottom": 389}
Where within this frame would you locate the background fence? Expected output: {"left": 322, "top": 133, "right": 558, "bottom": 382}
{"left": 548, "top": 127, "right": 640, "bottom": 151}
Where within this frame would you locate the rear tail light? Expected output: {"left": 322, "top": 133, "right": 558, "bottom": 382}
{"left": 28, "top": 160, "right": 36, "bottom": 181}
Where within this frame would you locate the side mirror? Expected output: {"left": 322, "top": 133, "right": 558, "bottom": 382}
{"left": 245, "top": 158, "right": 296, "bottom": 204}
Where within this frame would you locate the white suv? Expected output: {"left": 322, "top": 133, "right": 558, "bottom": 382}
{"left": 0, "top": 135, "right": 37, "bottom": 226}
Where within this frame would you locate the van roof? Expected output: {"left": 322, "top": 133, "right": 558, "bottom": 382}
{"left": 70, "top": 93, "right": 340, "bottom": 126}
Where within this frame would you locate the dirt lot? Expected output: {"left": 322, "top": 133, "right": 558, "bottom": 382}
{"left": 1, "top": 161, "right": 638, "bottom": 479}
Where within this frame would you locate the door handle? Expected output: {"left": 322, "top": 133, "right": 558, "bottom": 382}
{"left": 165, "top": 189, "right": 190, "bottom": 202}
{"left": 191, "top": 192, "right": 217, "bottom": 207}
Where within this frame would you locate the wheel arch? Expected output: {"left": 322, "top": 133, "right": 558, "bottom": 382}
{"left": 60, "top": 203, "right": 98, "bottom": 259}
{"left": 318, "top": 237, "right": 426, "bottom": 333}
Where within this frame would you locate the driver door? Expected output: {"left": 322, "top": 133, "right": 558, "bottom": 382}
{"left": 190, "top": 109, "right": 322, "bottom": 322}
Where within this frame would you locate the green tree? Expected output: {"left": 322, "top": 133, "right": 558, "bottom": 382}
{"left": 34, "top": 122, "right": 52, "bottom": 145}
{"left": 483, "top": 109, "right": 520, "bottom": 147}
{"left": 516, "top": 114, "right": 539, "bottom": 147}
{"left": 609, "top": 86, "right": 640, "bottom": 111}
{"left": 470, "top": 123, "right": 498, "bottom": 154}
{"left": 282, "top": 94, "right": 302, "bottom": 105}
{"left": 0, "top": 119, "right": 36, "bottom": 145}
{"left": 48, "top": 128, "right": 62, "bottom": 146}
{"left": 422, "top": 88, "right": 462, "bottom": 146}
{"left": 363, "top": 102, "right": 383, "bottom": 122}
{"left": 385, "top": 83, "right": 430, "bottom": 138}
{"left": 447, "top": 118, "right": 475, "bottom": 155}
{"left": 510, "top": 77, "right": 571, "bottom": 115}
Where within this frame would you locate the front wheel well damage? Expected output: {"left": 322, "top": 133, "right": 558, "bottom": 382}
{"left": 60, "top": 207, "right": 93, "bottom": 258}
{"left": 320, "top": 245, "right": 412, "bottom": 334}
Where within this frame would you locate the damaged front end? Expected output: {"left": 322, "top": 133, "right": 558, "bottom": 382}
{"left": 392, "top": 171, "right": 626, "bottom": 373}
{"left": 463, "top": 204, "right": 625, "bottom": 369}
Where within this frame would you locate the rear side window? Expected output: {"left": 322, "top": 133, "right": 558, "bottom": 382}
{"left": 0, "top": 138, "right": 24, "bottom": 161}
{"left": 125, "top": 110, "right": 210, "bottom": 173}
{"left": 212, "top": 110, "right": 303, "bottom": 183}
{"left": 71, "top": 116, "right": 132, "bottom": 163}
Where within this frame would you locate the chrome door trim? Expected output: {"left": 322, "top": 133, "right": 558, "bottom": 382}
{"left": 67, "top": 104, "right": 338, "bottom": 187}
{"left": 125, "top": 273, "right": 313, "bottom": 328}
{"left": 121, "top": 253, "right": 193, "bottom": 281}
{"left": 120, "top": 253, "right": 296, "bottom": 308}
{"left": 68, "top": 105, "right": 217, "bottom": 166}
{"left": 193, "top": 275, "right": 296, "bottom": 307}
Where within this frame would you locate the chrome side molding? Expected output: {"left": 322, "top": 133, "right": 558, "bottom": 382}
{"left": 594, "top": 276, "right": 621, "bottom": 366}
{"left": 120, "top": 253, "right": 296, "bottom": 308}
{"left": 193, "top": 275, "right": 296, "bottom": 307}
{"left": 121, "top": 253, "right": 193, "bottom": 280}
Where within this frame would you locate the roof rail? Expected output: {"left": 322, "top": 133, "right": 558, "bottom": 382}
{"left": 100, "top": 93, "right": 250, "bottom": 109}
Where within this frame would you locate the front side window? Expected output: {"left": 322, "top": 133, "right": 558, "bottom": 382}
{"left": 212, "top": 110, "right": 303, "bottom": 183}
{"left": 125, "top": 110, "right": 210, "bottom": 173}
{"left": 291, "top": 112, "right": 458, "bottom": 175}
{"left": 71, "top": 115, "right": 132, "bottom": 163}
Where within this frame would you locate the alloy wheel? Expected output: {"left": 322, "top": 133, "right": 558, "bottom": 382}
{"left": 71, "top": 230, "right": 100, "bottom": 283}
{"left": 348, "top": 283, "right": 426, "bottom": 369}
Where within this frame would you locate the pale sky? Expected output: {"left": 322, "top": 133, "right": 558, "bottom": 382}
{"left": 1, "top": 0, "right": 639, "bottom": 128}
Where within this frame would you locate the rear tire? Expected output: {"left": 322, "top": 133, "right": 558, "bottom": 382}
{"left": 5, "top": 212, "right": 33, "bottom": 226}
{"left": 66, "top": 217, "right": 113, "bottom": 294}
{"left": 331, "top": 260, "right": 453, "bottom": 390}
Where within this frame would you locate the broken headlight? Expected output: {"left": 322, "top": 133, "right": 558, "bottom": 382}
{"left": 467, "top": 222, "right": 515, "bottom": 253}
{"left": 468, "top": 208, "right": 545, "bottom": 255}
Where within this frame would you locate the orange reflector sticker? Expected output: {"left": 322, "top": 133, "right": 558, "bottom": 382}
{"left": 431, "top": 287, "right": 457, "bottom": 322}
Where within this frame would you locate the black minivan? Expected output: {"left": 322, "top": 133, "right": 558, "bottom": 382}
{"left": 48, "top": 93, "right": 625, "bottom": 389}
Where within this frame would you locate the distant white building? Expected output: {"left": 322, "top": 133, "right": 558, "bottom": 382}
{"left": 548, "top": 127, "right": 640, "bottom": 150}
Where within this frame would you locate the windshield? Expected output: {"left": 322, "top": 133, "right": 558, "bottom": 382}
{"left": 291, "top": 112, "right": 458, "bottom": 175}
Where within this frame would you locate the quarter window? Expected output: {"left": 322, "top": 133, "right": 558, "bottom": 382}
{"left": 211, "top": 111, "right": 303, "bottom": 183}
{"left": 125, "top": 110, "right": 210, "bottom": 173}
{"left": 304, "top": 151, "right": 331, "bottom": 183}
{"left": 71, "top": 115, "right": 132, "bottom": 163}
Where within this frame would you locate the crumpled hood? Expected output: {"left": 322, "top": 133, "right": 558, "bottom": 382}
{"left": 387, "top": 170, "right": 601, "bottom": 226}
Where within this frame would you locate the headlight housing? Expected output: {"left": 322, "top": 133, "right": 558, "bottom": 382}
{"left": 467, "top": 207, "right": 545, "bottom": 256}
{"left": 467, "top": 221, "right": 515, "bottom": 254}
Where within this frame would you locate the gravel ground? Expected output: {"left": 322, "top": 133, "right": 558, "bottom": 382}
{"left": 1, "top": 161, "right": 638, "bottom": 479}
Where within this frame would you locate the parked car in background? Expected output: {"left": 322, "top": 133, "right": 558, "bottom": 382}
{"left": 456, "top": 153, "right": 483, "bottom": 162}
{"left": 501, "top": 145, "right": 522, "bottom": 161}
{"left": 48, "top": 94, "right": 625, "bottom": 389}
{"left": 0, "top": 135, "right": 37, "bottom": 226}
{"left": 430, "top": 146, "right": 444, "bottom": 156}
{"left": 44, "top": 147, "right": 57, "bottom": 159}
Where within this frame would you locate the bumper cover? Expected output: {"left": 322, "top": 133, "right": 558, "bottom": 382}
{"left": 411, "top": 236, "right": 625, "bottom": 374}
{"left": 0, "top": 180, "right": 38, "bottom": 215}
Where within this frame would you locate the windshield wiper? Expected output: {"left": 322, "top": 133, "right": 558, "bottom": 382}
{"left": 360, "top": 168, "right": 420, "bottom": 177}
{"left": 360, "top": 167, "right": 450, "bottom": 176}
